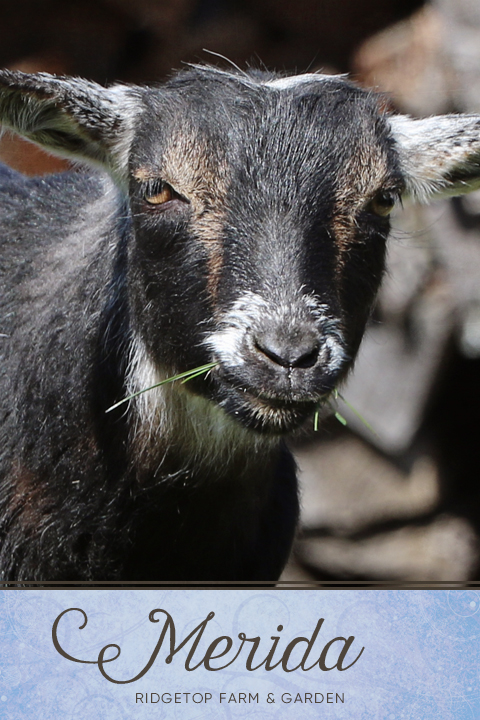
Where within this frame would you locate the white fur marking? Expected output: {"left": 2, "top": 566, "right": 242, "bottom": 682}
{"left": 264, "top": 73, "right": 343, "bottom": 89}
{"left": 204, "top": 291, "right": 346, "bottom": 374}
{"left": 126, "top": 336, "right": 275, "bottom": 479}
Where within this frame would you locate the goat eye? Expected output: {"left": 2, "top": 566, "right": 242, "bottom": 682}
{"left": 144, "top": 181, "right": 174, "bottom": 205}
{"left": 368, "top": 191, "right": 396, "bottom": 217}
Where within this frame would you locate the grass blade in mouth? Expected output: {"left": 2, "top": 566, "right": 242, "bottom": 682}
{"left": 333, "top": 410, "right": 348, "bottom": 426}
{"left": 107, "top": 362, "right": 376, "bottom": 438}
{"left": 105, "top": 362, "right": 217, "bottom": 413}
{"left": 314, "top": 389, "right": 376, "bottom": 435}
{"left": 336, "top": 392, "right": 377, "bottom": 436}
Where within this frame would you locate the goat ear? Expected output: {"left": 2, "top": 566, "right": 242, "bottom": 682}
{"left": 389, "top": 114, "right": 480, "bottom": 201}
{"left": 0, "top": 70, "right": 139, "bottom": 183}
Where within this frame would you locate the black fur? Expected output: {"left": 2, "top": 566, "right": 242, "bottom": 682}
{"left": 1, "top": 66, "right": 475, "bottom": 580}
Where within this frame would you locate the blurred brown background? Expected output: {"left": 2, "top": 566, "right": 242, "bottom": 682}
{"left": 2, "top": 0, "right": 480, "bottom": 581}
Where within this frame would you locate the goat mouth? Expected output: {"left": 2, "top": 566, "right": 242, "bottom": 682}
{"left": 186, "top": 365, "right": 329, "bottom": 432}
{"left": 231, "top": 396, "right": 319, "bottom": 433}
{"left": 215, "top": 384, "right": 322, "bottom": 434}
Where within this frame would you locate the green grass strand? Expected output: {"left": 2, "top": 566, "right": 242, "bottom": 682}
{"left": 105, "top": 362, "right": 217, "bottom": 413}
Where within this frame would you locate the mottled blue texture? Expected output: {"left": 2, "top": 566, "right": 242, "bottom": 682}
{"left": 0, "top": 590, "right": 478, "bottom": 719}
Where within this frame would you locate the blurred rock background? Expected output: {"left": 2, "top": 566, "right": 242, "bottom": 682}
{"left": 1, "top": 0, "right": 480, "bottom": 581}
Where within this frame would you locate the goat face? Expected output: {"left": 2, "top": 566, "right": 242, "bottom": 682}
{"left": 2, "top": 67, "right": 480, "bottom": 435}
{"left": 127, "top": 72, "right": 402, "bottom": 433}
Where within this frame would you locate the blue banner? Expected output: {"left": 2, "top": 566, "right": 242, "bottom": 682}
{"left": 0, "top": 588, "right": 479, "bottom": 719}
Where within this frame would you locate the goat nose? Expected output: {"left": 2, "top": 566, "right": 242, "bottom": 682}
{"left": 253, "top": 328, "right": 320, "bottom": 369}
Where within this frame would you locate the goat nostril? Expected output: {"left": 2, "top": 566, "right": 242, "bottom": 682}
{"left": 253, "top": 334, "right": 320, "bottom": 369}
{"left": 293, "top": 345, "right": 320, "bottom": 369}
{"left": 254, "top": 340, "right": 288, "bottom": 367}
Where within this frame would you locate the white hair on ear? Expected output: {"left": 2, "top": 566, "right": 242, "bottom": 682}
{"left": 0, "top": 70, "right": 140, "bottom": 187}
{"left": 389, "top": 113, "right": 480, "bottom": 202}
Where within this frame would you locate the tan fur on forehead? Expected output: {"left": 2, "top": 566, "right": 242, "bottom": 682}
{"left": 162, "top": 125, "right": 230, "bottom": 300}
{"left": 196, "top": 212, "right": 224, "bottom": 301}
{"left": 133, "top": 126, "right": 229, "bottom": 300}
{"left": 332, "top": 139, "right": 391, "bottom": 278}
{"left": 162, "top": 125, "right": 229, "bottom": 207}
{"left": 336, "top": 137, "right": 392, "bottom": 206}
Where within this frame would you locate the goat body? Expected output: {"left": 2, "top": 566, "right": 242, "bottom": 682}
{"left": 1, "top": 66, "right": 480, "bottom": 580}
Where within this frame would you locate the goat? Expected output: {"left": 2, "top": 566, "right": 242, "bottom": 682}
{"left": 1, "top": 66, "right": 480, "bottom": 581}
